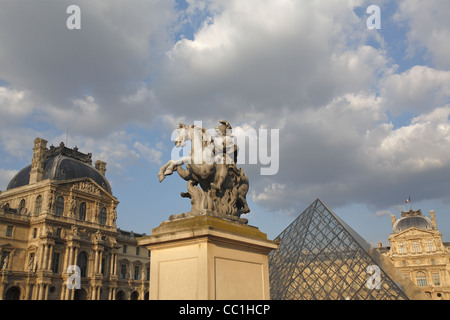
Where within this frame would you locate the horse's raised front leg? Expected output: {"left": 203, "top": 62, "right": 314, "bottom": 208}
{"left": 158, "top": 160, "right": 173, "bottom": 182}
{"left": 158, "top": 157, "right": 191, "bottom": 182}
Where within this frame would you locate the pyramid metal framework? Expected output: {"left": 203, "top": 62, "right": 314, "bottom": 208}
{"left": 269, "top": 199, "right": 409, "bottom": 300}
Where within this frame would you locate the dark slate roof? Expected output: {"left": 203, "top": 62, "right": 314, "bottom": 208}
{"left": 7, "top": 154, "right": 112, "bottom": 194}
{"left": 393, "top": 215, "right": 433, "bottom": 233}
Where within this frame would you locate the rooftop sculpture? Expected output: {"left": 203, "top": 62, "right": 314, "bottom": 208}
{"left": 158, "top": 121, "right": 250, "bottom": 224}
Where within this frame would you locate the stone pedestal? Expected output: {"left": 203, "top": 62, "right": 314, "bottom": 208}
{"left": 137, "top": 215, "right": 278, "bottom": 300}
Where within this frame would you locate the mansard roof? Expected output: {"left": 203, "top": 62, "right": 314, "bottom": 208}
{"left": 6, "top": 142, "right": 112, "bottom": 195}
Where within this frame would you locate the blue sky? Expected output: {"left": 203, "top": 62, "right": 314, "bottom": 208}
{"left": 1, "top": 0, "right": 450, "bottom": 246}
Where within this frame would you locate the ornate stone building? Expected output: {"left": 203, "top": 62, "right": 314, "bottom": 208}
{"left": 0, "top": 138, "right": 149, "bottom": 300}
{"left": 382, "top": 209, "right": 450, "bottom": 300}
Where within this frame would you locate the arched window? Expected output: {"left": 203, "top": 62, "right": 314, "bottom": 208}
{"left": 416, "top": 272, "right": 427, "bottom": 287}
{"left": 74, "top": 288, "right": 88, "bottom": 300}
{"left": 100, "top": 207, "right": 107, "bottom": 225}
{"left": 34, "top": 196, "right": 42, "bottom": 216}
{"left": 4, "top": 286, "right": 21, "bottom": 300}
{"left": 115, "top": 290, "right": 126, "bottom": 300}
{"left": 130, "top": 291, "right": 139, "bottom": 300}
{"left": 79, "top": 202, "right": 86, "bottom": 221}
{"left": 77, "top": 251, "right": 88, "bottom": 277}
{"left": 55, "top": 196, "right": 64, "bottom": 216}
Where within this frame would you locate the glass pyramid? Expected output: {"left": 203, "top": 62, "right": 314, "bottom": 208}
{"left": 268, "top": 199, "right": 409, "bottom": 300}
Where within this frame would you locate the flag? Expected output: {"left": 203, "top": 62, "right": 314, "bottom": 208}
{"left": 405, "top": 197, "right": 410, "bottom": 204}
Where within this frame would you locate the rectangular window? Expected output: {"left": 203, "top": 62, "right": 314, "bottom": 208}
{"left": 101, "top": 257, "right": 105, "bottom": 275}
{"left": 33, "top": 228, "right": 37, "bottom": 238}
{"left": 123, "top": 245, "right": 127, "bottom": 254}
{"left": 134, "top": 266, "right": 140, "bottom": 280}
{"left": 433, "top": 273, "right": 440, "bottom": 286}
{"left": 416, "top": 272, "right": 427, "bottom": 287}
{"left": 412, "top": 241, "right": 420, "bottom": 253}
{"left": 427, "top": 240, "right": 435, "bottom": 252}
{"left": 6, "top": 226, "right": 13, "bottom": 237}
{"left": 120, "top": 264, "right": 127, "bottom": 279}
{"left": 136, "top": 247, "right": 140, "bottom": 256}
{"left": 51, "top": 252, "right": 60, "bottom": 273}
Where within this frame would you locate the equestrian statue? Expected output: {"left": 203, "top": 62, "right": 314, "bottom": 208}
{"left": 158, "top": 120, "right": 250, "bottom": 223}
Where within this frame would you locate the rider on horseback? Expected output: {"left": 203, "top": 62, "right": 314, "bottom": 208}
{"left": 211, "top": 120, "right": 239, "bottom": 190}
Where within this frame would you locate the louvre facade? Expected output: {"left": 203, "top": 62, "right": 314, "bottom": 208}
{"left": 0, "top": 138, "right": 150, "bottom": 300}
{"left": 268, "top": 199, "right": 411, "bottom": 300}
{"left": 382, "top": 209, "right": 450, "bottom": 300}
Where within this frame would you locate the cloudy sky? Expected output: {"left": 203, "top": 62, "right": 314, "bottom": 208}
{"left": 1, "top": 0, "right": 450, "bottom": 245}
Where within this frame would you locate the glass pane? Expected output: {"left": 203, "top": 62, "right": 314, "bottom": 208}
{"left": 269, "top": 199, "right": 409, "bottom": 300}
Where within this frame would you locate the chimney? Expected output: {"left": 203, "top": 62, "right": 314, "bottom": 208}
{"left": 429, "top": 210, "right": 438, "bottom": 229}
{"left": 95, "top": 160, "right": 107, "bottom": 176}
{"left": 29, "top": 137, "right": 48, "bottom": 184}
{"left": 390, "top": 214, "right": 396, "bottom": 227}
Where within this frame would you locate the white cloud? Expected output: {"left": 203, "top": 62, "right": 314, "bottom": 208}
{"left": 0, "top": 169, "right": 17, "bottom": 190}
{"left": 395, "top": 0, "right": 450, "bottom": 69}
{"left": 133, "top": 141, "right": 163, "bottom": 165}
{"left": 0, "top": 0, "right": 178, "bottom": 137}
{"left": 0, "top": 86, "right": 33, "bottom": 124}
{"left": 155, "top": 0, "right": 381, "bottom": 120}
{"left": 1, "top": 0, "right": 450, "bottom": 221}
{"left": 381, "top": 66, "right": 450, "bottom": 115}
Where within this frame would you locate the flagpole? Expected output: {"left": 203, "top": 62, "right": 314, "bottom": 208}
{"left": 406, "top": 197, "right": 411, "bottom": 211}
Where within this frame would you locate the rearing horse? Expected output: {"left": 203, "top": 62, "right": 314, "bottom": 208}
{"left": 158, "top": 122, "right": 250, "bottom": 216}
{"left": 158, "top": 123, "right": 216, "bottom": 188}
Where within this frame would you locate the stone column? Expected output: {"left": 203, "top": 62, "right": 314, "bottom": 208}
{"left": 43, "top": 284, "right": 49, "bottom": 300}
{"left": 110, "top": 287, "right": 116, "bottom": 300}
{"left": 72, "top": 247, "right": 78, "bottom": 266}
{"left": 47, "top": 245, "right": 54, "bottom": 271}
{"left": 42, "top": 244, "right": 49, "bottom": 270}
{"left": 37, "top": 244, "right": 45, "bottom": 270}
{"left": 0, "top": 278, "right": 6, "bottom": 300}
{"left": 113, "top": 253, "right": 117, "bottom": 275}
{"left": 63, "top": 246, "right": 70, "bottom": 272}
{"left": 24, "top": 283, "right": 30, "bottom": 300}
{"left": 60, "top": 283, "right": 66, "bottom": 300}
{"left": 98, "top": 250, "right": 103, "bottom": 274}
{"left": 109, "top": 254, "right": 114, "bottom": 276}
{"left": 97, "top": 285, "right": 101, "bottom": 300}
{"left": 67, "top": 246, "right": 74, "bottom": 269}
{"left": 94, "top": 250, "right": 99, "bottom": 275}
{"left": 37, "top": 283, "right": 44, "bottom": 300}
